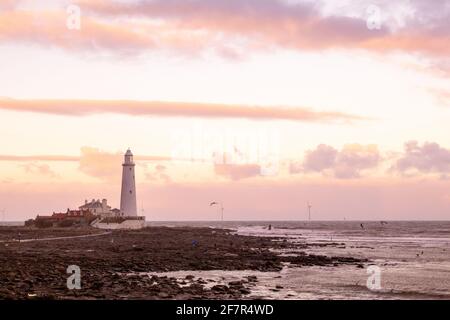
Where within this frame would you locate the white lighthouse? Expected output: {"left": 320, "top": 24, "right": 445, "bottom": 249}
{"left": 120, "top": 149, "right": 137, "bottom": 217}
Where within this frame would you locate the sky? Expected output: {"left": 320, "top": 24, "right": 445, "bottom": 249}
{"left": 1, "top": 0, "right": 450, "bottom": 221}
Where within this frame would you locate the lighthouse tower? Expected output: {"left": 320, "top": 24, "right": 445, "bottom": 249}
{"left": 120, "top": 149, "right": 137, "bottom": 217}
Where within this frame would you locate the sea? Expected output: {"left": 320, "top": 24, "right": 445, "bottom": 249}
{"left": 147, "top": 221, "right": 450, "bottom": 300}
{"left": 3, "top": 220, "right": 449, "bottom": 299}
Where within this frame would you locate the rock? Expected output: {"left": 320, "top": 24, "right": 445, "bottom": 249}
{"left": 211, "top": 285, "right": 229, "bottom": 292}
{"left": 239, "top": 288, "right": 251, "bottom": 294}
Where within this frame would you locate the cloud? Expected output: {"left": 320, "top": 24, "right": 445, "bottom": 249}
{"left": 0, "top": 0, "right": 16, "bottom": 11}
{"left": 24, "top": 147, "right": 165, "bottom": 181}
{"left": 0, "top": 155, "right": 79, "bottom": 162}
{"left": 214, "top": 163, "right": 261, "bottom": 181}
{"left": 145, "top": 164, "right": 171, "bottom": 183}
{"left": 300, "top": 144, "right": 338, "bottom": 172}
{"left": 392, "top": 141, "right": 450, "bottom": 175}
{"left": 212, "top": 150, "right": 265, "bottom": 180}
{"left": 1, "top": 0, "right": 449, "bottom": 61}
{"left": 0, "top": 153, "right": 169, "bottom": 162}
{"left": 1, "top": 178, "right": 14, "bottom": 184}
{"left": 0, "top": 0, "right": 385, "bottom": 56}
{"left": 79, "top": 0, "right": 388, "bottom": 51}
{"left": 0, "top": 98, "right": 361, "bottom": 123}
{"left": 0, "top": 10, "right": 156, "bottom": 55}
{"left": 291, "top": 143, "right": 381, "bottom": 179}
{"left": 429, "top": 87, "right": 450, "bottom": 107}
{"left": 0, "top": 148, "right": 174, "bottom": 183}
{"left": 77, "top": 0, "right": 450, "bottom": 59}
{"left": 77, "top": 147, "right": 170, "bottom": 181}
{"left": 20, "top": 163, "right": 58, "bottom": 178}
{"left": 78, "top": 147, "right": 122, "bottom": 181}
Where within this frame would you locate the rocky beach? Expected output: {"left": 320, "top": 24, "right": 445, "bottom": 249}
{"left": 0, "top": 226, "right": 366, "bottom": 300}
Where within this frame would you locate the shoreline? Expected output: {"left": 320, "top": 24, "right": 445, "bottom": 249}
{"left": 0, "top": 226, "right": 366, "bottom": 300}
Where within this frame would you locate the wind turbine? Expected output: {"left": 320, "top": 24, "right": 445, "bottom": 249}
{"left": 307, "top": 201, "right": 312, "bottom": 221}
{"left": 210, "top": 201, "right": 224, "bottom": 221}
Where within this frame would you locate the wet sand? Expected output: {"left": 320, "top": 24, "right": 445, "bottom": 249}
{"left": 0, "top": 226, "right": 365, "bottom": 299}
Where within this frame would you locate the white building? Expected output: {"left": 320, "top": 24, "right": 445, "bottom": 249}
{"left": 79, "top": 199, "right": 119, "bottom": 217}
{"left": 120, "top": 149, "right": 137, "bottom": 217}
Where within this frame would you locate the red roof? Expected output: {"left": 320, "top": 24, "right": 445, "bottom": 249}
{"left": 36, "top": 209, "right": 93, "bottom": 221}
{"left": 48, "top": 210, "right": 93, "bottom": 218}
{"left": 36, "top": 215, "right": 53, "bottom": 220}
{"left": 52, "top": 213, "right": 67, "bottom": 219}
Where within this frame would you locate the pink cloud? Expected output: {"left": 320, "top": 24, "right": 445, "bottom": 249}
{"left": 80, "top": 0, "right": 386, "bottom": 50}
{"left": 0, "top": 98, "right": 361, "bottom": 123}
{"left": 78, "top": 147, "right": 173, "bottom": 181}
{"left": 392, "top": 141, "right": 450, "bottom": 175}
{"left": 214, "top": 163, "right": 261, "bottom": 181}
{"left": 78, "top": 147, "right": 122, "bottom": 181}
{"left": 20, "top": 163, "right": 58, "bottom": 178}
{"left": 79, "top": 0, "right": 450, "bottom": 58}
{"left": 145, "top": 164, "right": 171, "bottom": 183}
{"left": 298, "top": 144, "right": 338, "bottom": 172}
{"left": 0, "top": 0, "right": 448, "bottom": 61}
{"left": 0, "top": 152, "right": 169, "bottom": 163}
{"left": 291, "top": 143, "right": 381, "bottom": 179}
{"left": 429, "top": 87, "right": 450, "bottom": 107}
{"left": 0, "top": 10, "right": 155, "bottom": 54}
{"left": 0, "top": 0, "right": 16, "bottom": 11}
{"left": 0, "top": 155, "right": 79, "bottom": 162}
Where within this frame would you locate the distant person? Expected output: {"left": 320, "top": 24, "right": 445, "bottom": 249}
{"left": 360, "top": 223, "right": 365, "bottom": 230}
{"left": 268, "top": 224, "right": 272, "bottom": 231}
